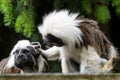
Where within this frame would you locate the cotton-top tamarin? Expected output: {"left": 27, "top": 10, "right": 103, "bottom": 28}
{"left": 3, "top": 40, "right": 48, "bottom": 73}
{"left": 38, "top": 10, "right": 119, "bottom": 74}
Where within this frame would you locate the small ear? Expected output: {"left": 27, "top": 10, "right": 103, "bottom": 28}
{"left": 27, "top": 45, "right": 41, "bottom": 58}
{"left": 31, "top": 42, "right": 41, "bottom": 49}
{"left": 31, "top": 42, "right": 42, "bottom": 54}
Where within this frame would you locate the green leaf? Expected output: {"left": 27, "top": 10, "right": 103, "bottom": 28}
{"left": 94, "top": 5, "right": 111, "bottom": 24}
{"left": 112, "top": 0, "right": 120, "bottom": 7}
{"left": 0, "top": 0, "right": 14, "bottom": 26}
{"left": 15, "top": 8, "right": 35, "bottom": 37}
{"left": 81, "top": 0, "right": 92, "bottom": 14}
{"left": 116, "top": 5, "right": 120, "bottom": 16}
{"left": 112, "top": 0, "right": 120, "bottom": 16}
{"left": 15, "top": 14, "right": 24, "bottom": 33}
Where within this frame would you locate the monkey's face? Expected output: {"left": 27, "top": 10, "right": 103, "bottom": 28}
{"left": 14, "top": 46, "right": 39, "bottom": 71}
{"left": 43, "top": 34, "right": 64, "bottom": 48}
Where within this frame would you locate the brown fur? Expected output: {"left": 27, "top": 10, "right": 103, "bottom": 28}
{"left": 77, "top": 18, "right": 113, "bottom": 60}
{"left": 0, "top": 57, "right": 21, "bottom": 74}
{"left": 76, "top": 18, "right": 119, "bottom": 72}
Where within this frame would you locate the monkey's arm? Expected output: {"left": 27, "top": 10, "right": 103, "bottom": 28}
{"left": 40, "top": 46, "right": 60, "bottom": 60}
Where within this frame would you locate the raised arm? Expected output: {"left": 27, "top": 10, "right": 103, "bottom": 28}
{"left": 40, "top": 46, "right": 60, "bottom": 60}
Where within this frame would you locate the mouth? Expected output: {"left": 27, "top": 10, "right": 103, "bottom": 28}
{"left": 15, "top": 59, "right": 26, "bottom": 68}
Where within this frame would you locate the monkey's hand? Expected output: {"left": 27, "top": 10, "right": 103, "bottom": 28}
{"left": 40, "top": 46, "right": 60, "bottom": 60}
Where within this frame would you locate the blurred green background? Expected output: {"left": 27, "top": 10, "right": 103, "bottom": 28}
{"left": 0, "top": 0, "right": 120, "bottom": 72}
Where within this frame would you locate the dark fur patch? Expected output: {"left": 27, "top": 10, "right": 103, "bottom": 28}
{"left": 76, "top": 17, "right": 114, "bottom": 60}
{"left": 45, "top": 34, "right": 64, "bottom": 47}
{"left": 69, "top": 58, "right": 80, "bottom": 71}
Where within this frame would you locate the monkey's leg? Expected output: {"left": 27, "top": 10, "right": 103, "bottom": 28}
{"left": 80, "top": 46, "right": 103, "bottom": 74}
{"left": 61, "top": 58, "right": 70, "bottom": 74}
{"left": 80, "top": 59, "right": 86, "bottom": 74}
{"left": 80, "top": 58, "right": 102, "bottom": 74}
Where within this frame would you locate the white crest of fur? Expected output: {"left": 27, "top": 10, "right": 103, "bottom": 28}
{"left": 10, "top": 40, "right": 30, "bottom": 55}
{"left": 6, "top": 40, "right": 30, "bottom": 68}
{"left": 38, "top": 10, "right": 83, "bottom": 50}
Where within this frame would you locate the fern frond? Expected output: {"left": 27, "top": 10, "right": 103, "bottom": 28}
{"left": 0, "top": 0, "right": 14, "bottom": 26}
{"left": 15, "top": 8, "right": 35, "bottom": 37}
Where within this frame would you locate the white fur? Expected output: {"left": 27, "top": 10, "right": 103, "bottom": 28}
{"left": 109, "top": 46, "right": 117, "bottom": 58}
{"left": 38, "top": 55, "right": 48, "bottom": 72}
{"left": 5, "top": 55, "right": 15, "bottom": 68}
{"left": 10, "top": 40, "right": 30, "bottom": 55}
{"left": 40, "top": 46, "right": 60, "bottom": 60}
{"left": 5, "top": 40, "right": 30, "bottom": 68}
{"left": 80, "top": 46, "right": 102, "bottom": 74}
{"left": 100, "top": 58, "right": 107, "bottom": 66}
{"left": 38, "top": 10, "right": 117, "bottom": 74}
{"left": 38, "top": 10, "right": 83, "bottom": 51}
{"left": 41, "top": 45, "right": 102, "bottom": 74}
{"left": 38, "top": 10, "right": 103, "bottom": 74}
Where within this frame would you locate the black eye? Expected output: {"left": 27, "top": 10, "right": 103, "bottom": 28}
{"left": 15, "top": 50, "right": 19, "bottom": 54}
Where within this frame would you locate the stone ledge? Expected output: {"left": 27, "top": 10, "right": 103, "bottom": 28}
{"left": 0, "top": 73, "right": 120, "bottom": 80}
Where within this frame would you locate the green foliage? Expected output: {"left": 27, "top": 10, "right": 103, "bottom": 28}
{"left": 15, "top": 8, "right": 35, "bottom": 37}
{"left": 94, "top": 5, "right": 111, "bottom": 24}
{"left": 0, "top": 0, "right": 14, "bottom": 26}
{"left": 1, "top": 0, "right": 120, "bottom": 37}
{"left": 53, "top": 0, "right": 113, "bottom": 24}
{"left": 53, "top": 0, "right": 62, "bottom": 9}
{"left": 1, "top": 0, "right": 120, "bottom": 73}
{"left": 81, "top": 0, "right": 92, "bottom": 14}
{"left": 0, "top": 0, "right": 35, "bottom": 37}
{"left": 48, "top": 61, "right": 61, "bottom": 72}
{"left": 112, "top": 0, "right": 120, "bottom": 15}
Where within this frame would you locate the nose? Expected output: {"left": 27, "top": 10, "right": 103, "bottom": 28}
{"left": 15, "top": 53, "right": 27, "bottom": 64}
{"left": 18, "top": 53, "right": 24, "bottom": 58}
